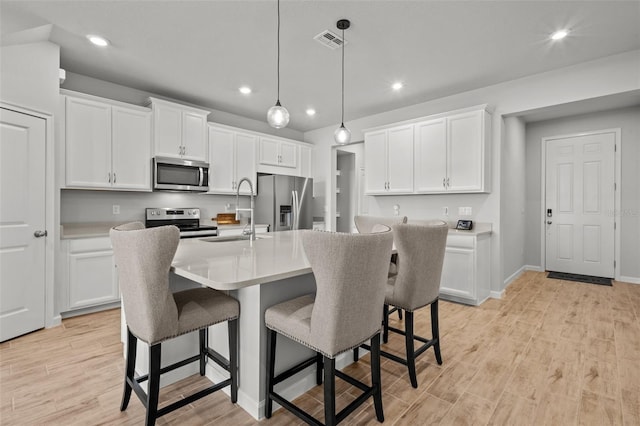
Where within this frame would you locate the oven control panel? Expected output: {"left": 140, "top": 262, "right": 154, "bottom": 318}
{"left": 146, "top": 208, "right": 200, "bottom": 220}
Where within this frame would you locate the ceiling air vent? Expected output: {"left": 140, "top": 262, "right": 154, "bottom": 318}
{"left": 313, "top": 29, "right": 347, "bottom": 50}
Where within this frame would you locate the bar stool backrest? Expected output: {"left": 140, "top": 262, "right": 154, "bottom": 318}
{"left": 391, "top": 220, "right": 448, "bottom": 311}
{"left": 110, "top": 222, "right": 180, "bottom": 344}
{"left": 354, "top": 215, "right": 407, "bottom": 234}
{"left": 302, "top": 228, "right": 393, "bottom": 357}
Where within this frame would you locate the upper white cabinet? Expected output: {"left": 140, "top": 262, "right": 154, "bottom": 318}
{"left": 208, "top": 125, "right": 256, "bottom": 195}
{"left": 364, "top": 105, "right": 491, "bottom": 196}
{"left": 364, "top": 124, "right": 414, "bottom": 194}
{"left": 415, "top": 109, "right": 490, "bottom": 193}
{"left": 259, "top": 137, "right": 298, "bottom": 169}
{"left": 148, "top": 97, "right": 209, "bottom": 161}
{"left": 64, "top": 94, "right": 151, "bottom": 191}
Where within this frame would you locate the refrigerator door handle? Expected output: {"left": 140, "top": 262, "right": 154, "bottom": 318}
{"left": 292, "top": 190, "right": 300, "bottom": 230}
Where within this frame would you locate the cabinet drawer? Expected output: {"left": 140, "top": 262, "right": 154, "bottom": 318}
{"left": 69, "top": 237, "right": 112, "bottom": 253}
{"left": 446, "top": 234, "right": 475, "bottom": 249}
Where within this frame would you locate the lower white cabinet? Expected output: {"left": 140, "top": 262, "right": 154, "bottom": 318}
{"left": 64, "top": 237, "right": 119, "bottom": 311}
{"left": 439, "top": 232, "right": 491, "bottom": 306}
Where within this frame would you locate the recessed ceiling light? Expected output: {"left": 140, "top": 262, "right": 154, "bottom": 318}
{"left": 550, "top": 29, "right": 569, "bottom": 41}
{"left": 239, "top": 86, "right": 252, "bottom": 95}
{"left": 87, "top": 35, "right": 109, "bottom": 47}
{"left": 392, "top": 82, "right": 404, "bottom": 90}
{"left": 306, "top": 109, "right": 316, "bottom": 116}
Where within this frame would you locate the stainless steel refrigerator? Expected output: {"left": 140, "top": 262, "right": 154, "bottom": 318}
{"left": 255, "top": 174, "right": 313, "bottom": 231}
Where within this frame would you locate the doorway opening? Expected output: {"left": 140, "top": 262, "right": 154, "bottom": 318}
{"left": 336, "top": 150, "right": 355, "bottom": 232}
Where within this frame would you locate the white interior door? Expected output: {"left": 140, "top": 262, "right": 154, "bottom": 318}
{"left": 545, "top": 131, "right": 615, "bottom": 278}
{"left": 0, "top": 108, "right": 46, "bottom": 341}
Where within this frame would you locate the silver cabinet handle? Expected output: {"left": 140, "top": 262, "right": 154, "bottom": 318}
{"left": 443, "top": 177, "right": 446, "bottom": 188}
{"left": 108, "top": 172, "right": 111, "bottom": 183}
{"left": 447, "top": 177, "right": 450, "bottom": 188}
{"left": 34, "top": 230, "right": 47, "bottom": 238}
{"left": 113, "top": 173, "right": 116, "bottom": 184}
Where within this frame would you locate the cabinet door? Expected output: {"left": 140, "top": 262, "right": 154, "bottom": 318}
{"left": 447, "top": 111, "right": 483, "bottom": 191}
{"left": 153, "top": 102, "right": 183, "bottom": 158}
{"left": 440, "top": 247, "right": 475, "bottom": 301}
{"left": 208, "top": 127, "right": 235, "bottom": 193}
{"left": 386, "top": 125, "right": 414, "bottom": 193}
{"left": 112, "top": 106, "right": 152, "bottom": 190}
{"left": 364, "top": 130, "right": 388, "bottom": 194}
{"left": 182, "top": 111, "right": 207, "bottom": 161}
{"left": 415, "top": 118, "right": 447, "bottom": 193}
{"left": 259, "top": 137, "right": 281, "bottom": 166}
{"left": 65, "top": 97, "right": 112, "bottom": 188}
{"left": 278, "top": 141, "right": 297, "bottom": 168}
{"left": 235, "top": 132, "right": 257, "bottom": 195}
{"left": 69, "top": 249, "right": 118, "bottom": 309}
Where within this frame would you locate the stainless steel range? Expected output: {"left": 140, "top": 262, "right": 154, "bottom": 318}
{"left": 145, "top": 208, "right": 218, "bottom": 238}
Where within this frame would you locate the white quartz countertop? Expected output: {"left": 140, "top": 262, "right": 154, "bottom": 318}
{"left": 446, "top": 222, "right": 492, "bottom": 236}
{"left": 172, "top": 230, "right": 311, "bottom": 291}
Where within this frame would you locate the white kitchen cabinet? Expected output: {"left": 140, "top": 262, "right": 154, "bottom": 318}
{"left": 259, "top": 137, "right": 298, "bottom": 169}
{"left": 67, "top": 237, "right": 119, "bottom": 310}
{"left": 439, "top": 232, "right": 491, "bottom": 306}
{"left": 364, "top": 124, "right": 414, "bottom": 194}
{"left": 65, "top": 94, "right": 151, "bottom": 191}
{"left": 149, "top": 97, "right": 209, "bottom": 161}
{"left": 415, "top": 109, "right": 490, "bottom": 193}
{"left": 208, "top": 125, "right": 256, "bottom": 195}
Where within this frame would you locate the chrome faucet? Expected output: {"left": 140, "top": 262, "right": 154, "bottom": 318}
{"left": 235, "top": 177, "right": 256, "bottom": 241}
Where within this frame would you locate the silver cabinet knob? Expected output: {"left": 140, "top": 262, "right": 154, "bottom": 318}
{"left": 34, "top": 230, "right": 48, "bottom": 238}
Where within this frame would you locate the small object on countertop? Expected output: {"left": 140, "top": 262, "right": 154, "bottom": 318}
{"left": 216, "top": 213, "right": 240, "bottom": 225}
{"left": 456, "top": 220, "right": 473, "bottom": 230}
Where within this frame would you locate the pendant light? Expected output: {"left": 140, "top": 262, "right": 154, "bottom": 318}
{"left": 334, "top": 19, "right": 351, "bottom": 145}
{"left": 267, "top": 0, "right": 290, "bottom": 129}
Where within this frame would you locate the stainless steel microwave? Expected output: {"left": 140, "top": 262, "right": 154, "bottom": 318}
{"left": 153, "top": 157, "right": 209, "bottom": 192}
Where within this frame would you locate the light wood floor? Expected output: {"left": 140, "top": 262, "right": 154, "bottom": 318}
{"left": 1, "top": 271, "right": 639, "bottom": 425}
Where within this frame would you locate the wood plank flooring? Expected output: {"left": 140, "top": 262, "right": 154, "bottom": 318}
{"left": 1, "top": 271, "right": 639, "bottom": 425}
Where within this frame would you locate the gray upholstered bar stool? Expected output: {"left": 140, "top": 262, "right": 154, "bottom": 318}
{"left": 264, "top": 227, "right": 393, "bottom": 426}
{"left": 359, "top": 220, "right": 448, "bottom": 388}
{"left": 110, "top": 222, "right": 239, "bottom": 426}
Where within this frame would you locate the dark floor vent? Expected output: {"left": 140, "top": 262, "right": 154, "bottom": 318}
{"left": 547, "top": 271, "right": 612, "bottom": 286}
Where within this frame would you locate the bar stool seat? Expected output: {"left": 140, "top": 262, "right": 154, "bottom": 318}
{"left": 265, "top": 227, "right": 394, "bottom": 426}
{"left": 110, "top": 222, "right": 239, "bottom": 426}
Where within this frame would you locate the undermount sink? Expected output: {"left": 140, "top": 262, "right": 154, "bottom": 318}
{"left": 200, "top": 234, "right": 271, "bottom": 243}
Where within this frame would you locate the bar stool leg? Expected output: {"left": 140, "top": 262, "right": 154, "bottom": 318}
{"left": 120, "top": 328, "right": 137, "bottom": 411}
{"left": 316, "top": 352, "right": 324, "bottom": 385}
{"left": 323, "top": 356, "right": 336, "bottom": 426}
{"left": 265, "top": 329, "right": 277, "bottom": 418}
{"left": 383, "top": 304, "right": 390, "bottom": 344}
{"left": 371, "top": 332, "right": 384, "bottom": 422}
{"left": 146, "top": 343, "right": 162, "bottom": 426}
{"left": 431, "top": 300, "right": 442, "bottom": 365}
{"left": 228, "top": 319, "right": 238, "bottom": 403}
{"left": 404, "top": 311, "right": 418, "bottom": 388}
{"left": 199, "top": 328, "right": 207, "bottom": 376}
{"left": 353, "top": 346, "right": 359, "bottom": 362}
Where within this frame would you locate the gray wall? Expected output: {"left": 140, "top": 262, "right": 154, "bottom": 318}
{"left": 524, "top": 106, "right": 640, "bottom": 280}
{"left": 502, "top": 117, "right": 527, "bottom": 283}
{"left": 61, "top": 190, "right": 240, "bottom": 225}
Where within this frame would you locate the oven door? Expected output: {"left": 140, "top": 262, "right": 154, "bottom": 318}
{"left": 154, "top": 157, "right": 209, "bottom": 192}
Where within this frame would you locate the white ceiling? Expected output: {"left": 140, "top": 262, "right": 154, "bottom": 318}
{"left": 1, "top": 1, "right": 639, "bottom": 132}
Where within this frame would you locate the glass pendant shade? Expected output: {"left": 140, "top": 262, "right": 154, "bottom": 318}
{"left": 334, "top": 123, "right": 351, "bottom": 144}
{"left": 267, "top": 101, "right": 290, "bottom": 129}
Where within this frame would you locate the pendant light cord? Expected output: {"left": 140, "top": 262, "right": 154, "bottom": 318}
{"left": 341, "top": 26, "right": 345, "bottom": 125}
{"left": 276, "top": 0, "right": 281, "bottom": 103}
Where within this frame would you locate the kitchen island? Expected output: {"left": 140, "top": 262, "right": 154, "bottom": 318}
{"left": 145, "top": 231, "right": 322, "bottom": 420}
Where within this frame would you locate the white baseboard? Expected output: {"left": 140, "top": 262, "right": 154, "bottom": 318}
{"left": 503, "top": 266, "right": 526, "bottom": 288}
{"left": 619, "top": 275, "right": 640, "bottom": 285}
{"left": 47, "top": 315, "right": 62, "bottom": 328}
{"left": 525, "top": 265, "right": 544, "bottom": 272}
{"left": 490, "top": 290, "right": 504, "bottom": 299}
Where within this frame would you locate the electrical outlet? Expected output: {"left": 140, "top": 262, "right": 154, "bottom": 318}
{"left": 442, "top": 206, "right": 449, "bottom": 216}
{"left": 112, "top": 205, "right": 120, "bottom": 215}
{"left": 393, "top": 204, "right": 400, "bottom": 216}
{"left": 459, "top": 207, "right": 473, "bottom": 216}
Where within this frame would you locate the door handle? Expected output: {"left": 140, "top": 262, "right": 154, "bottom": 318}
{"left": 34, "top": 230, "right": 48, "bottom": 238}
{"left": 547, "top": 221, "right": 552, "bottom": 225}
